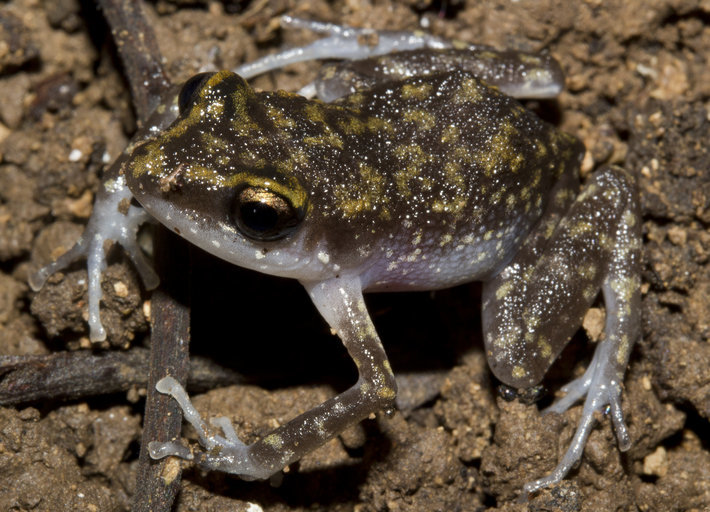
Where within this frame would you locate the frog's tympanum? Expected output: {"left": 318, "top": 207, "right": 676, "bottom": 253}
{"left": 31, "top": 26, "right": 640, "bottom": 497}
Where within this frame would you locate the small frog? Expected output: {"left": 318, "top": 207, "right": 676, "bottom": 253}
{"left": 31, "top": 19, "right": 640, "bottom": 497}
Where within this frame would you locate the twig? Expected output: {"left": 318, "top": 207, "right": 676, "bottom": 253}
{"left": 131, "top": 228, "right": 192, "bottom": 512}
{"left": 0, "top": 350, "right": 244, "bottom": 406}
{"left": 97, "top": 0, "right": 170, "bottom": 123}
{"left": 95, "top": 1, "right": 189, "bottom": 510}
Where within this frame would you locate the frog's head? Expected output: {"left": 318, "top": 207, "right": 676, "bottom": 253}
{"left": 124, "top": 71, "right": 332, "bottom": 281}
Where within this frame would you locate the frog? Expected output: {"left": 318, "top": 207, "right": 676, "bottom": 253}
{"left": 29, "top": 18, "right": 641, "bottom": 498}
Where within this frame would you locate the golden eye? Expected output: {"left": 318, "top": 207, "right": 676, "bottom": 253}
{"left": 232, "top": 187, "right": 304, "bottom": 241}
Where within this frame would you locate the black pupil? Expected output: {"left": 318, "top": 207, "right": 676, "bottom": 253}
{"left": 178, "top": 72, "right": 214, "bottom": 114}
{"left": 240, "top": 201, "right": 279, "bottom": 233}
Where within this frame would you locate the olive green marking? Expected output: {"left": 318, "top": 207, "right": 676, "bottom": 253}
{"left": 130, "top": 71, "right": 255, "bottom": 180}
{"left": 303, "top": 102, "right": 328, "bottom": 124}
{"left": 538, "top": 336, "right": 552, "bottom": 358}
{"left": 128, "top": 142, "right": 166, "bottom": 179}
{"left": 200, "top": 132, "right": 230, "bottom": 154}
{"left": 487, "top": 119, "right": 524, "bottom": 173}
{"left": 191, "top": 163, "right": 243, "bottom": 186}
{"left": 554, "top": 187, "right": 575, "bottom": 207}
{"left": 303, "top": 133, "right": 344, "bottom": 149}
{"left": 569, "top": 220, "right": 594, "bottom": 237}
{"left": 536, "top": 141, "right": 548, "bottom": 158}
{"left": 333, "top": 162, "right": 391, "bottom": 220}
{"left": 461, "top": 145, "right": 498, "bottom": 177}
{"left": 453, "top": 77, "right": 485, "bottom": 104}
{"left": 623, "top": 210, "right": 637, "bottom": 227}
{"left": 365, "top": 116, "right": 394, "bottom": 134}
{"left": 337, "top": 115, "right": 367, "bottom": 135}
{"left": 203, "top": 97, "right": 225, "bottom": 118}
{"left": 489, "top": 186, "right": 506, "bottom": 205}
{"left": 226, "top": 172, "right": 309, "bottom": 213}
{"left": 266, "top": 104, "right": 296, "bottom": 129}
{"left": 213, "top": 71, "right": 253, "bottom": 116}
{"left": 505, "top": 192, "right": 518, "bottom": 212}
{"left": 452, "top": 144, "right": 494, "bottom": 177}
{"left": 583, "top": 284, "right": 598, "bottom": 301}
{"left": 232, "top": 118, "right": 262, "bottom": 138}
{"left": 401, "top": 82, "right": 433, "bottom": 100}
{"left": 430, "top": 160, "right": 468, "bottom": 214}
{"left": 393, "top": 143, "right": 430, "bottom": 197}
{"left": 263, "top": 434, "right": 284, "bottom": 449}
{"left": 281, "top": 147, "right": 310, "bottom": 169}
{"left": 511, "top": 366, "right": 527, "bottom": 379}
{"left": 579, "top": 263, "right": 598, "bottom": 280}
{"left": 402, "top": 109, "right": 437, "bottom": 130}
{"left": 343, "top": 91, "right": 366, "bottom": 108}
{"left": 617, "top": 334, "right": 630, "bottom": 365}
{"left": 496, "top": 281, "right": 514, "bottom": 300}
{"left": 377, "top": 386, "right": 396, "bottom": 400}
{"left": 273, "top": 88, "right": 301, "bottom": 101}
{"left": 440, "top": 124, "right": 460, "bottom": 144}
{"left": 610, "top": 276, "right": 636, "bottom": 304}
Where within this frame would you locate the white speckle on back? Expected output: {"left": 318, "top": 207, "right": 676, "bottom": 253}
{"left": 318, "top": 251, "right": 330, "bottom": 264}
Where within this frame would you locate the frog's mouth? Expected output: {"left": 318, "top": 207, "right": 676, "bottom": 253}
{"left": 135, "top": 186, "right": 334, "bottom": 282}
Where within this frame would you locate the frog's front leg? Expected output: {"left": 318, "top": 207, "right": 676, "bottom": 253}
{"left": 29, "top": 93, "right": 181, "bottom": 342}
{"left": 149, "top": 275, "right": 397, "bottom": 480}
{"left": 481, "top": 166, "right": 641, "bottom": 496}
{"left": 29, "top": 168, "right": 159, "bottom": 342}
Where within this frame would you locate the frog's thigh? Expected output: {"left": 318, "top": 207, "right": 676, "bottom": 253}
{"left": 482, "top": 166, "right": 640, "bottom": 389}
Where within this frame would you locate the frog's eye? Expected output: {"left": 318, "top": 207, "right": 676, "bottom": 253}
{"left": 178, "top": 72, "right": 215, "bottom": 114}
{"left": 232, "top": 186, "right": 304, "bottom": 241}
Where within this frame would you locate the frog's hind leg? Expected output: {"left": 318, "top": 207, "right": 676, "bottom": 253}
{"left": 150, "top": 276, "right": 398, "bottom": 481}
{"left": 234, "top": 16, "right": 452, "bottom": 81}
{"left": 234, "top": 17, "right": 564, "bottom": 102}
{"left": 481, "top": 166, "right": 641, "bottom": 496}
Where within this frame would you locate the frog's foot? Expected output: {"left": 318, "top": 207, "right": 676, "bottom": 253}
{"left": 29, "top": 176, "right": 158, "bottom": 342}
{"left": 234, "top": 16, "right": 451, "bottom": 82}
{"left": 148, "top": 377, "right": 273, "bottom": 480}
{"left": 520, "top": 345, "right": 631, "bottom": 499}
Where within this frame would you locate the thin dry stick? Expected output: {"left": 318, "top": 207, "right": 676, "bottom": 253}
{"left": 96, "top": 1, "right": 189, "bottom": 510}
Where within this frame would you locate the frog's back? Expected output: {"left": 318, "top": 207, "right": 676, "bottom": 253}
{"left": 262, "top": 70, "right": 582, "bottom": 289}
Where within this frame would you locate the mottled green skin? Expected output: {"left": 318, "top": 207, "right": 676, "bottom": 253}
{"left": 126, "top": 71, "right": 581, "bottom": 290}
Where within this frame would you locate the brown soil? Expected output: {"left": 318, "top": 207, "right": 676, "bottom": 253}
{"left": 1, "top": 0, "right": 709, "bottom": 511}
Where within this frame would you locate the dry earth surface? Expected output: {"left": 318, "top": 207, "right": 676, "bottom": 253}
{"left": 0, "top": 0, "right": 709, "bottom": 510}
